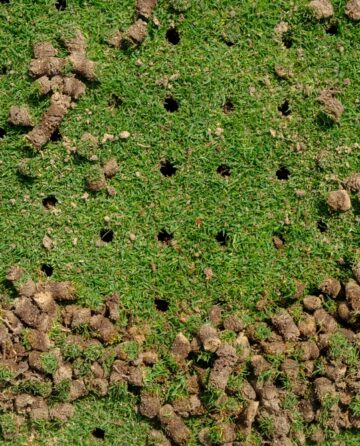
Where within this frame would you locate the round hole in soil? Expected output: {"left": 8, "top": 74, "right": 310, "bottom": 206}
{"left": 216, "top": 230, "right": 229, "bottom": 246}
{"left": 317, "top": 220, "right": 328, "bottom": 233}
{"left": 157, "top": 229, "right": 173, "bottom": 244}
{"left": 276, "top": 166, "right": 290, "bottom": 180}
{"left": 50, "top": 129, "right": 62, "bottom": 142}
{"left": 92, "top": 428, "right": 105, "bottom": 440}
{"left": 0, "top": 65, "right": 7, "bottom": 74}
{"left": 0, "top": 0, "right": 10, "bottom": 3}
{"left": 160, "top": 160, "right": 177, "bottom": 177}
{"left": 164, "top": 96, "right": 179, "bottom": 112}
{"left": 223, "top": 100, "right": 235, "bottom": 114}
{"left": 166, "top": 27, "right": 180, "bottom": 45}
{"left": 108, "top": 94, "right": 123, "bottom": 108}
{"left": 42, "top": 194, "right": 58, "bottom": 209}
{"left": 326, "top": 23, "right": 339, "bottom": 35}
{"left": 0, "top": 128, "right": 6, "bottom": 138}
{"left": 278, "top": 100, "right": 291, "bottom": 116}
{"left": 217, "top": 164, "right": 231, "bottom": 177}
{"left": 55, "top": 0, "right": 66, "bottom": 10}
{"left": 100, "top": 229, "right": 114, "bottom": 243}
{"left": 41, "top": 264, "right": 54, "bottom": 277}
{"left": 155, "top": 298, "right": 169, "bottom": 312}
{"left": 282, "top": 32, "right": 293, "bottom": 48}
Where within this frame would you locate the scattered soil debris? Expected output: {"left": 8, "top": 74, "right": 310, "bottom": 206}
{"left": 318, "top": 89, "right": 344, "bottom": 123}
{"left": 1, "top": 266, "right": 360, "bottom": 445}
{"left": 308, "top": 0, "right": 334, "bottom": 20}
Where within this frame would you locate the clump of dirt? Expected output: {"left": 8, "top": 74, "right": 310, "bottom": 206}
{"left": 8, "top": 106, "right": 33, "bottom": 127}
{"left": 318, "top": 89, "right": 344, "bottom": 123}
{"left": 308, "top": 0, "right": 334, "bottom": 19}
{"left": 136, "top": 0, "right": 157, "bottom": 19}
{"left": 327, "top": 189, "right": 352, "bottom": 212}
{"left": 26, "top": 93, "right": 72, "bottom": 149}
{"left": 345, "top": 0, "right": 360, "bottom": 20}
{"left": 344, "top": 173, "right": 360, "bottom": 192}
{"left": 9, "top": 32, "right": 94, "bottom": 150}
{"left": 110, "top": 20, "right": 148, "bottom": 49}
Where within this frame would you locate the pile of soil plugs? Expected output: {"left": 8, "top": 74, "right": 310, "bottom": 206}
{"left": 1, "top": 264, "right": 359, "bottom": 444}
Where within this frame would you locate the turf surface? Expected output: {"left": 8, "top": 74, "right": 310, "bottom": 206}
{"left": 0, "top": 0, "right": 359, "bottom": 444}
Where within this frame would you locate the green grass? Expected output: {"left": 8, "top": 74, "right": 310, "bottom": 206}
{"left": 0, "top": 0, "right": 360, "bottom": 444}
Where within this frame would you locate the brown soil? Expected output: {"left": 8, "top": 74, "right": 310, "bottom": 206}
{"left": 171, "top": 333, "right": 191, "bottom": 360}
{"left": 327, "top": 189, "right": 352, "bottom": 212}
{"left": 64, "top": 31, "right": 87, "bottom": 55}
{"left": 26, "top": 93, "right": 72, "bottom": 149}
{"left": 102, "top": 158, "right": 119, "bottom": 179}
{"left": 318, "top": 89, "right": 344, "bottom": 122}
{"left": 33, "top": 42, "right": 58, "bottom": 59}
{"left": 309, "top": 0, "right": 334, "bottom": 19}
{"left": 8, "top": 106, "right": 33, "bottom": 127}
{"left": 29, "top": 57, "right": 66, "bottom": 78}
{"left": 136, "top": 0, "right": 157, "bottom": 19}
{"left": 320, "top": 277, "right": 341, "bottom": 298}
{"left": 345, "top": 173, "right": 360, "bottom": 192}
{"left": 345, "top": 0, "right": 360, "bottom": 20}
{"left": 68, "top": 53, "right": 96, "bottom": 81}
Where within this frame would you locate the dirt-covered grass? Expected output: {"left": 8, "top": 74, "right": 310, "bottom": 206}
{"left": 0, "top": 0, "right": 359, "bottom": 444}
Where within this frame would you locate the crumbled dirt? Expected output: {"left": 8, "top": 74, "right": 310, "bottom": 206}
{"left": 345, "top": 173, "right": 360, "bottom": 191}
{"left": 89, "top": 315, "right": 118, "bottom": 343}
{"left": 64, "top": 31, "right": 87, "bottom": 55}
{"left": 271, "top": 310, "right": 300, "bottom": 340}
{"left": 308, "top": 0, "right": 334, "bottom": 20}
{"left": 110, "top": 20, "right": 148, "bottom": 48}
{"left": 8, "top": 106, "right": 33, "bottom": 127}
{"left": 158, "top": 405, "right": 191, "bottom": 445}
{"left": 35, "top": 75, "right": 52, "bottom": 95}
{"left": 303, "top": 295, "right": 322, "bottom": 311}
{"left": 345, "top": 279, "right": 360, "bottom": 312}
{"left": 29, "top": 57, "right": 66, "bottom": 78}
{"left": 320, "top": 277, "right": 341, "bottom": 298}
{"left": 136, "top": 0, "right": 157, "bottom": 19}
{"left": 139, "top": 392, "right": 161, "bottom": 419}
{"left": 62, "top": 77, "right": 86, "bottom": 99}
{"left": 68, "top": 53, "right": 96, "bottom": 81}
{"left": 171, "top": 333, "right": 191, "bottom": 360}
{"left": 102, "top": 158, "right": 119, "bottom": 178}
{"left": 345, "top": 0, "right": 360, "bottom": 20}
{"left": 197, "top": 324, "right": 221, "bottom": 352}
{"left": 327, "top": 189, "right": 352, "bottom": 212}
{"left": 26, "top": 93, "right": 72, "bottom": 149}
{"left": 318, "top": 89, "right": 344, "bottom": 122}
{"left": 33, "top": 42, "right": 58, "bottom": 59}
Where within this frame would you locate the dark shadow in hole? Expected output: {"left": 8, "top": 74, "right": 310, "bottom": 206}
{"left": 316, "top": 112, "right": 335, "bottom": 130}
{"left": 55, "top": 0, "right": 66, "bottom": 10}
{"left": 0, "top": 128, "right": 6, "bottom": 138}
{"left": 100, "top": 229, "right": 114, "bottom": 243}
{"left": 166, "top": 27, "right": 180, "bottom": 45}
{"left": 108, "top": 94, "right": 123, "bottom": 108}
{"left": 0, "top": 65, "right": 8, "bottom": 74}
{"left": 92, "top": 428, "right": 105, "bottom": 440}
{"left": 50, "top": 129, "right": 62, "bottom": 142}
{"left": 278, "top": 100, "right": 291, "bottom": 116}
{"left": 160, "top": 160, "right": 177, "bottom": 177}
{"left": 41, "top": 264, "right": 54, "bottom": 277}
{"left": 282, "top": 31, "right": 293, "bottom": 48}
{"left": 326, "top": 23, "right": 339, "bottom": 35}
{"left": 154, "top": 298, "right": 169, "bottom": 312}
{"left": 223, "top": 99, "right": 234, "bottom": 114}
{"left": 0, "top": 0, "right": 10, "bottom": 3}
{"left": 317, "top": 220, "right": 328, "bottom": 233}
{"left": 222, "top": 35, "right": 235, "bottom": 47}
{"left": 43, "top": 194, "right": 58, "bottom": 209}
{"left": 276, "top": 166, "right": 290, "bottom": 180}
{"left": 217, "top": 164, "right": 231, "bottom": 177}
{"left": 157, "top": 229, "right": 174, "bottom": 245}
{"left": 216, "top": 230, "right": 229, "bottom": 246}
{"left": 164, "top": 96, "right": 179, "bottom": 112}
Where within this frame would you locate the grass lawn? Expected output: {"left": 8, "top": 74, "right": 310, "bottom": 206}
{"left": 0, "top": 0, "right": 359, "bottom": 444}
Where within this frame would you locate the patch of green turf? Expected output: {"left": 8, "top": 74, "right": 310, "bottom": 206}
{"left": 0, "top": 0, "right": 359, "bottom": 444}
